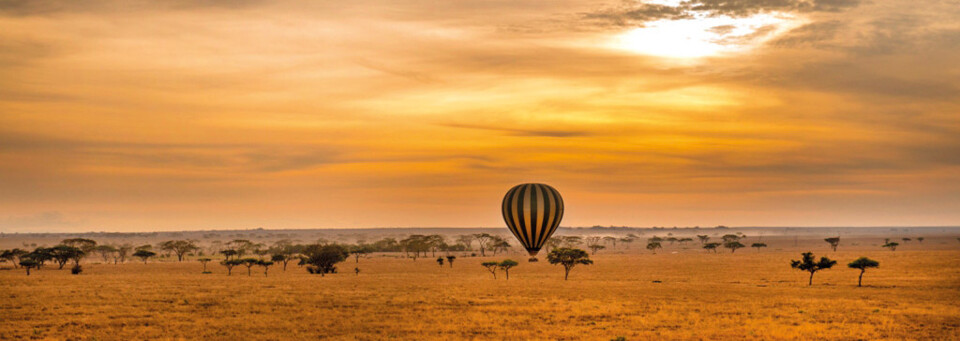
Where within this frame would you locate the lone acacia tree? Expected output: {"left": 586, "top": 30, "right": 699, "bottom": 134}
{"left": 791, "top": 252, "right": 837, "bottom": 286}
{"left": 724, "top": 241, "right": 745, "bottom": 253}
{"left": 847, "top": 257, "right": 879, "bottom": 287}
{"left": 436, "top": 257, "right": 444, "bottom": 267}
{"left": 481, "top": 261, "right": 499, "bottom": 279}
{"left": 646, "top": 241, "right": 662, "bottom": 254}
{"left": 703, "top": 242, "right": 721, "bottom": 253}
{"left": 824, "top": 237, "right": 840, "bottom": 251}
{"left": 697, "top": 235, "right": 710, "bottom": 244}
{"left": 546, "top": 248, "right": 593, "bottom": 280}
{"left": 133, "top": 250, "right": 156, "bottom": 264}
{"left": 588, "top": 243, "right": 606, "bottom": 254}
{"left": 499, "top": 259, "right": 518, "bottom": 280}
{"left": 160, "top": 240, "right": 199, "bottom": 262}
{"left": 882, "top": 242, "right": 899, "bottom": 251}
{"left": 751, "top": 243, "right": 767, "bottom": 252}
{"left": 198, "top": 258, "right": 212, "bottom": 273}
{"left": 446, "top": 256, "right": 456, "bottom": 268}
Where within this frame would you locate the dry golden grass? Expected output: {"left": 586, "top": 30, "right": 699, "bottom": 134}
{"left": 2, "top": 238, "right": 959, "bottom": 340}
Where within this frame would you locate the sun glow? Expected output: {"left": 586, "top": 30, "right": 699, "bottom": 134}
{"left": 612, "top": 12, "right": 805, "bottom": 59}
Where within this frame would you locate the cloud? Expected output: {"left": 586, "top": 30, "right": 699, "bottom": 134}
{"left": 440, "top": 123, "right": 594, "bottom": 138}
{"left": 582, "top": 0, "right": 862, "bottom": 27}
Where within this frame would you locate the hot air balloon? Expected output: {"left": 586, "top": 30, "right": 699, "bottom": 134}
{"left": 502, "top": 183, "right": 564, "bottom": 257}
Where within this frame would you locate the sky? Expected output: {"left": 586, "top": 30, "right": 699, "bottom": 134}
{"left": 1, "top": 0, "right": 958, "bottom": 232}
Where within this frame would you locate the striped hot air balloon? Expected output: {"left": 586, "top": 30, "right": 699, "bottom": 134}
{"left": 501, "top": 183, "right": 564, "bottom": 257}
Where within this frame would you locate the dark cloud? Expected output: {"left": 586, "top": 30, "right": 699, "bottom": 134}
{"left": 582, "top": 0, "right": 862, "bottom": 27}
{"left": 687, "top": 0, "right": 861, "bottom": 16}
{"left": 582, "top": 3, "right": 693, "bottom": 27}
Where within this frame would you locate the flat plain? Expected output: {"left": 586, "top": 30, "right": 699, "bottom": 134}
{"left": 2, "top": 233, "right": 959, "bottom": 340}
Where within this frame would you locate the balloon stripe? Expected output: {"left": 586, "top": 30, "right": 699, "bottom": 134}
{"left": 510, "top": 186, "right": 525, "bottom": 243}
{"left": 502, "top": 185, "right": 522, "bottom": 245}
{"left": 517, "top": 184, "right": 529, "bottom": 246}
{"left": 529, "top": 184, "right": 539, "bottom": 248}
{"left": 549, "top": 185, "right": 563, "bottom": 239}
{"left": 536, "top": 184, "right": 552, "bottom": 248}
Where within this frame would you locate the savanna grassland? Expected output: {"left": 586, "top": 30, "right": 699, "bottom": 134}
{"left": 2, "top": 231, "right": 959, "bottom": 340}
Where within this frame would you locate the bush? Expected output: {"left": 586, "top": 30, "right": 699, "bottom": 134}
{"left": 71, "top": 265, "right": 83, "bottom": 275}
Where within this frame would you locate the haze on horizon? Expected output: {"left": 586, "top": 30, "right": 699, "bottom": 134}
{"left": 1, "top": 0, "right": 958, "bottom": 233}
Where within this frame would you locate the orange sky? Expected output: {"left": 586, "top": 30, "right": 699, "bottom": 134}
{"left": 1, "top": 0, "right": 958, "bottom": 232}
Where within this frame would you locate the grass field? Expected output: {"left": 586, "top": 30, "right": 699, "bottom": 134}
{"left": 2, "top": 236, "right": 959, "bottom": 340}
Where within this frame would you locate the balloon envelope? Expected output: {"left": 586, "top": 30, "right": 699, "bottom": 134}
{"left": 501, "top": 183, "right": 564, "bottom": 256}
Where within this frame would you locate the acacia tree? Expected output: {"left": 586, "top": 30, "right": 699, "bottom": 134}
{"left": 499, "top": 259, "right": 518, "bottom": 280}
{"left": 220, "top": 249, "right": 238, "bottom": 260}
{"left": 19, "top": 258, "right": 39, "bottom": 276}
{"left": 544, "top": 237, "right": 563, "bottom": 252}
{"left": 221, "top": 259, "right": 242, "bottom": 275}
{"left": 456, "top": 235, "right": 474, "bottom": 251}
{"left": 724, "top": 241, "right": 745, "bottom": 253}
{"left": 751, "top": 243, "right": 767, "bottom": 252}
{"left": 133, "top": 250, "right": 156, "bottom": 264}
{"left": 703, "top": 242, "right": 721, "bottom": 253}
{"left": 490, "top": 237, "right": 511, "bottom": 255}
{"left": 603, "top": 236, "right": 618, "bottom": 249}
{"left": 882, "top": 242, "right": 899, "bottom": 251}
{"left": 258, "top": 260, "right": 274, "bottom": 276}
{"left": 50, "top": 245, "right": 81, "bottom": 269}
{"left": 160, "top": 240, "right": 200, "bottom": 262}
{"left": 241, "top": 258, "right": 258, "bottom": 276}
{"left": 697, "top": 235, "right": 710, "bottom": 244}
{"left": 95, "top": 245, "right": 117, "bottom": 263}
{"left": 588, "top": 243, "right": 606, "bottom": 254}
{"left": 436, "top": 257, "right": 444, "bottom": 267}
{"left": 847, "top": 257, "right": 879, "bottom": 287}
{"left": 791, "top": 252, "right": 837, "bottom": 286}
{"left": 646, "top": 241, "right": 662, "bottom": 254}
{"left": 916, "top": 237, "right": 924, "bottom": 243}
{"left": 824, "top": 237, "right": 840, "bottom": 252}
{"left": 473, "top": 233, "right": 494, "bottom": 256}
{"left": 62, "top": 238, "right": 97, "bottom": 255}
{"left": 446, "top": 256, "right": 456, "bottom": 268}
{"left": 1, "top": 249, "right": 27, "bottom": 268}
{"left": 198, "top": 258, "right": 212, "bottom": 273}
{"left": 116, "top": 244, "right": 133, "bottom": 264}
{"left": 28, "top": 247, "right": 53, "bottom": 268}
{"left": 546, "top": 248, "right": 593, "bottom": 280}
{"left": 302, "top": 244, "right": 349, "bottom": 276}
{"left": 349, "top": 245, "right": 371, "bottom": 263}
{"left": 481, "top": 261, "right": 499, "bottom": 279}
{"left": 271, "top": 254, "right": 293, "bottom": 271}
{"left": 226, "top": 239, "right": 255, "bottom": 258}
